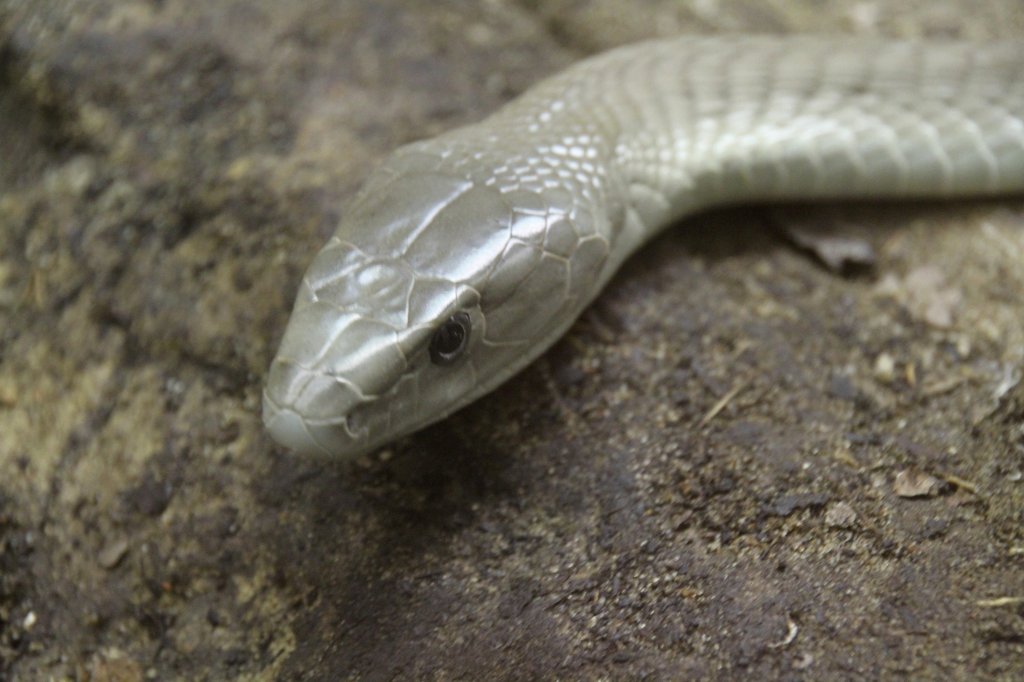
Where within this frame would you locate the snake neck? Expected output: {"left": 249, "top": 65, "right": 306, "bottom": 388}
{"left": 485, "top": 36, "right": 1023, "bottom": 245}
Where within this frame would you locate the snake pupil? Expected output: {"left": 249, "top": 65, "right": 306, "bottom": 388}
{"left": 429, "top": 312, "right": 471, "bottom": 365}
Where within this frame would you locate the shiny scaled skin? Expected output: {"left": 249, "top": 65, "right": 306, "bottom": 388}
{"left": 264, "top": 35, "right": 1024, "bottom": 458}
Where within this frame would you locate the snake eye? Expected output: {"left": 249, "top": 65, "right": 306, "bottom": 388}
{"left": 429, "top": 312, "right": 471, "bottom": 365}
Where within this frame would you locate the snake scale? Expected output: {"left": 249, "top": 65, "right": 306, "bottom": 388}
{"left": 262, "top": 35, "right": 1024, "bottom": 458}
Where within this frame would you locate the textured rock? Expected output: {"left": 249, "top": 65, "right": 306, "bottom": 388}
{"left": 1, "top": 0, "right": 1022, "bottom": 678}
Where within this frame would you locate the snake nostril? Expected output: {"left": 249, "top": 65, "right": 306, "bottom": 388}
{"left": 345, "top": 407, "right": 368, "bottom": 436}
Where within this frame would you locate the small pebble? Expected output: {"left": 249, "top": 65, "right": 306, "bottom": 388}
{"left": 98, "top": 538, "right": 130, "bottom": 569}
{"left": 825, "top": 501, "right": 858, "bottom": 528}
{"left": 894, "top": 469, "right": 944, "bottom": 498}
{"left": 873, "top": 353, "right": 895, "bottom": 383}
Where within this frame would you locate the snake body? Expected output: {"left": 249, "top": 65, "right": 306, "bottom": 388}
{"left": 263, "top": 35, "right": 1024, "bottom": 458}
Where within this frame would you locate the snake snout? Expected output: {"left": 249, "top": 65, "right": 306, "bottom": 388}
{"left": 262, "top": 393, "right": 327, "bottom": 456}
{"left": 262, "top": 359, "right": 369, "bottom": 457}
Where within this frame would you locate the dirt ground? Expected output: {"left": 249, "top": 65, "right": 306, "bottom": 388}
{"left": 1, "top": 1, "right": 1023, "bottom": 679}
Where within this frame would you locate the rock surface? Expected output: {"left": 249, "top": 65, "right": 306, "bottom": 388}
{"left": 1, "top": 1, "right": 1023, "bottom": 679}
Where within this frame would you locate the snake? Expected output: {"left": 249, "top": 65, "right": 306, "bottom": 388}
{"left": 262, "top": 35, "right": 1024, "bottom": 459}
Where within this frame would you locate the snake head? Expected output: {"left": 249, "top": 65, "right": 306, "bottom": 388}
{"left": 263, "top": 142, "right": 611, "bottom": 459}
